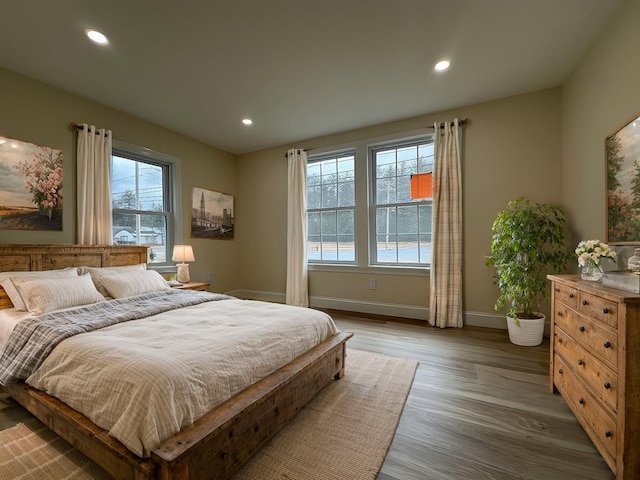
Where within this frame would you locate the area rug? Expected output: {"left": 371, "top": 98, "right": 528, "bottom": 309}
{"left": 0, "top": 349, "right": 417, "bottom": 480}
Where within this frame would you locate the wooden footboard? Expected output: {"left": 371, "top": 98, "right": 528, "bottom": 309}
{"left": 7, "top": 331, "right": 352, "bottom": 480}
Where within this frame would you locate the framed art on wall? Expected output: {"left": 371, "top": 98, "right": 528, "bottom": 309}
{"left": 191, "top": 187, "right": 234, "bottom": 239}
{"left": 0, "top": 134, "right": 63, "bottom": 231}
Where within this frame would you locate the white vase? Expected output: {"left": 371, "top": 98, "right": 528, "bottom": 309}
{"left": 506, "top": 314, "right": 545, "bottom": 346}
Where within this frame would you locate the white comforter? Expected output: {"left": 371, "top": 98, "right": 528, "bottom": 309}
{"left": 26, "top": 297, "right": 338, "bottom": 457}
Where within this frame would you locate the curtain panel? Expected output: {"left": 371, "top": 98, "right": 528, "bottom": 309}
{"left": 286, "top": 148, "right": 309, "bottom": 307}
{"left": 429, "top": 119, "right": 463, "bottom": 328}
{"left": 76, "top": 124, "right": 113, "bottom": 245}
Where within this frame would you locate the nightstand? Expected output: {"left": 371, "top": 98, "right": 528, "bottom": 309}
{"left": 172, "top": 282, "right": 210, "bottom": 291}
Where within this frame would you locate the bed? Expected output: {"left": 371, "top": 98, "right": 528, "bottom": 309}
{"left": 0, "top": 244, "right": 352, "bottom": 480}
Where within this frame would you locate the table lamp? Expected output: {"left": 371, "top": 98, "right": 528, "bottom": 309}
{"left": 172, "top": 245, "right": 195, "bottom": 283}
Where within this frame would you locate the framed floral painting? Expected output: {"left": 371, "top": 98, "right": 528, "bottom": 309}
{"left": 191, "top": 187, "right": 234, "bottom": 239}
{"left": 0, "top": 134, "right": 63, "bottom": 231}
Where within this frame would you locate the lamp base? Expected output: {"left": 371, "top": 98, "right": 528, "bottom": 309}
{"left": 176, "top": 263, "right": 191, "bottom": 283}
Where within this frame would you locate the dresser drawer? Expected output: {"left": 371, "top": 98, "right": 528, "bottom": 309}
{"left": 553, "top": 283, "right": 578, "bottom": 309}
{"left": 554, "top": 326, "right": 617, "bottom": 412}
{"left": 554, "top": 303, "right": 617, "bottom": 368}
{"left": 553, "top": 356, "right": 617, "bottom": 467}
{"left": 579, "top": 292, "right": 618, "bottom": 329}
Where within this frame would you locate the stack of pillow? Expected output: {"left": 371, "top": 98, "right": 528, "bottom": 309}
{"left": 0, "top": 265, "right": 172, "bottom": 316}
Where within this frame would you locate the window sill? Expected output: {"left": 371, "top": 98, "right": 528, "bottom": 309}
{"left": 308, "top": 263, "right": 429, "bottom": 277}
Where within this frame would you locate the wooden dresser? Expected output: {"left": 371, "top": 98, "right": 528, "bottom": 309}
{"left": 548, "top": 275, "right": 640, "bottom": 479}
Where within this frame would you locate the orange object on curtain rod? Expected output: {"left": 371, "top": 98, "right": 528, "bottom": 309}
{"left": 410, "top": 172, "right": 432, "bottom": 200}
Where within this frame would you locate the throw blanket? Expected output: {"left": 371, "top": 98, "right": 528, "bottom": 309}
{"left": 0, "top": 290, "right": 230, "bottom": 385}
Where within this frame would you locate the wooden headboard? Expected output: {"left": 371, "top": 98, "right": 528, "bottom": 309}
{"left": 0, "top": 244, "right": 148, "bottom": 309}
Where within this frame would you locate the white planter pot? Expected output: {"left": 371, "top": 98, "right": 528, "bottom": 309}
{"left": 506, "top": 314, "right": 545, "bottom": 346}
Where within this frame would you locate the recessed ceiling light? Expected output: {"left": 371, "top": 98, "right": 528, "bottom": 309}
{"left": 434, "top": 59, "right": 451, "bottom": 72}
{"left": 242, "top": 118, "right": 253, "bottom": 126}
{"left": 85, "top": 29, "right": 109, "bottom": 45}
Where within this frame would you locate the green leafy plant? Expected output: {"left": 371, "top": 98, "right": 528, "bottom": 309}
{"left": 485, "top": 197, "right": 570, "bottom": 324}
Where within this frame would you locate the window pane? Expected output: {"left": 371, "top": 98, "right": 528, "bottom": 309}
{"left": 376, "top": 178, "right": 396, "bottom": 204}
{"left": 111, "top": 156, "right": 164, "bottom": 212}
{"left": 372, "top": 138, "right": 433, "bottom": 265}
{"left": 376, "top": 234, "right": 397, "bottom": 262}
{"left": 337, "top": 210, "right": 354, "bottom": 235}
{"left": 321, "top": 183, "right": 337, "bottom": 208}
{"left": 337, "top": 181, "right": 354, "bottom": 207}
{"left": 397, "top": 234, "right": 418, "bottom": 263}
{"left": 307, "top": 185, "right": 322, "bottom": 209}
{"left": 112, "top": 213, "right": 167, "bottom": 262}
{"left": 376, "top": 207, "right": 396, "bottom": 235}
{"left": 306, "top": 153, "right": 355, "bottom": 263}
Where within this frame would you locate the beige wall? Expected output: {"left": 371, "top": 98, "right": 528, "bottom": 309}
{"left": 237, "top": 88, "right": 564, "bottom": 325}
{"left": 562, "top": 0, "right": 640, "bottom": 268}
{"left": 0, "top": 67, "right": 240, "bottom": 293}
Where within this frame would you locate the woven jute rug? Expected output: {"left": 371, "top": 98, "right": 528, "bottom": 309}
{"left": 0, "top": 349, "right": 417, "bottom": 480}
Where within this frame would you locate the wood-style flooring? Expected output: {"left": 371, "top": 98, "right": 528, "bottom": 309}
{"left": 0, "top": 313, "right": 614, "bottom": 480}
{"left": 331, "top": 313, "right": 614, "bottom": 480}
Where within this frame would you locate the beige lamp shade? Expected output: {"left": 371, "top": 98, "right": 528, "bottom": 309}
{"left": 172, "top": 245, "right": 195, "bottom": 283}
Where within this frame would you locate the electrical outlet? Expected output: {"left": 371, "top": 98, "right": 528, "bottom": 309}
{"left": 369, "top": 278, "right": 376, "bottom": 290}
{"left": 207, "top": 272, "right": 212, "bottom": 282}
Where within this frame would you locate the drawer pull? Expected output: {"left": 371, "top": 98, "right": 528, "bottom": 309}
{"left": 582, "top": 300, "right": 588, "bottom": 306}
{"left": 604, "top": 341, "right": 611, "bottom": 349}
{"left": 555, "top": 287, "right": 560, "bottom": 292}
{"left": 557, "top": 311, "right": 563, "bottom": 317}
{"left": 604, "top": 382, "right": 611, "bottom": 390}
{"left": 558, "top": 338, "right": 563, "bottom": 344}
{"left": 579, "top": 398, "right": 585, "bottom": 404}
{"left": 578, "top": 359, "right": 584, "bottom": 366}
{"left": 603, "top": 307, "right": 609, "bottom": 314}
{"left": 569, "top": 293, "right": 575, "bottom": 298}
{"left": 579, "top": 326, "right": 585, "bottom": 332}
{"left": 558, "top": 368, "right": 563, "bottom": 374}
{"left": 605, "top": 431, "right": 612, "bottom": 438}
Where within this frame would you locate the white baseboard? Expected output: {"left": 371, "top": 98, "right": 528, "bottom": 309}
{"left": 230, "top": 289, "right": 510, "bottom": 330}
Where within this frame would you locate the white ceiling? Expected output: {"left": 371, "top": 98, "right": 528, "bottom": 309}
{"left": 0, "top": 1, "right": 624, "bottom": 155}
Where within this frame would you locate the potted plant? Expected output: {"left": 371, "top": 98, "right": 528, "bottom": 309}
{"left": 485, "top": 197, "right": 571, "bottom": 346}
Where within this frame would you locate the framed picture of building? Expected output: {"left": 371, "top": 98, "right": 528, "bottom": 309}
{"left": 191, "top": 187, "right": 234, "bottom": 239}
{"left": 0, "top": 134, "right": 63, "bottom": 231}
{"left": 606, "top": 113, "right": 640, "bottom": 243}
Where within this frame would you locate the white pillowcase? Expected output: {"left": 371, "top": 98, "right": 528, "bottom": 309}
{"left": 0, "top": 267, "right": 79, "bottom": 311}
{"left": 13, "top": 274, "right": 105, "bottom": 316}
{"left": 81, "top": 264, "right": 147, "bottom": 297}
{"left": 98, "top": 270, "right": 170, "bottom": 299}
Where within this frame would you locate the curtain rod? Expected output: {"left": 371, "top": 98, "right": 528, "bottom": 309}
{"left": 284, "top": 148, "right": 306, "bottom": 159}
{"left": 70, "top": 122, "right": 109, "bottom": 137}
{"left": 429, "top": 119, "right": 467, "bottom": 128}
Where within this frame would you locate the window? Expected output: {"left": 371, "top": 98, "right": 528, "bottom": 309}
{"left": 111, "top": 141, "right": 180, "bottom": 265}
{"left": 371, "top": 139, "right": 434, "bottom": 266}
{"left": 307, "top": 152, "right": 356, "bottom": 263}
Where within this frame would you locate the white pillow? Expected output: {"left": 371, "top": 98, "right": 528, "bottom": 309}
{"left": 99, "top": 270, "right": 170, "bottom": 299}
{"left": 82, "top": 264, "right": 147, "bottom": 297}
{"left": 0, "top": 267, "right": 79, "bottom": 311}
{"left": 13, "top": 274, "right": 105, "bottom": 316}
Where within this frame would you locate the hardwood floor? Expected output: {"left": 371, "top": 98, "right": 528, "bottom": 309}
{"left": 331, "top": 314, "right": 614, "bottom": 480}
{"left": 0, "top": 314, "right": 614, "bottom": 480}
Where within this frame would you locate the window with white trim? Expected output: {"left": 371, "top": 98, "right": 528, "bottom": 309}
{"left": 306, "top": 152, "right": 356, "bottom": 263}
{"left": 370, "top": 138, "right": 434, "bottom": 266}
{"left": 111, "top": 142, "right": 180, "bottom": 265}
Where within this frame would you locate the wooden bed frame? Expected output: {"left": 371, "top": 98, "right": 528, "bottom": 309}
{"left": 0, "top": 244, "right": 352, "bottom": 480}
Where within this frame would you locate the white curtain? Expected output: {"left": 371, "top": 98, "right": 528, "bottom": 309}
{"left": 429, "top": 119, "right": 463, "bottom": 328}
{"left": 286, "top": 148, "right": 309, "bottom": 307}
{"left": 76, "top": 124, "right": 113, "bottom": 245}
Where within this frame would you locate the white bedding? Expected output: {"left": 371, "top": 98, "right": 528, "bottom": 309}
{"left": 25, "top": 297, "right": 338, "bottom": 457}
{"left": 0, "top": 308, "right": 33, "bottom": 354}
